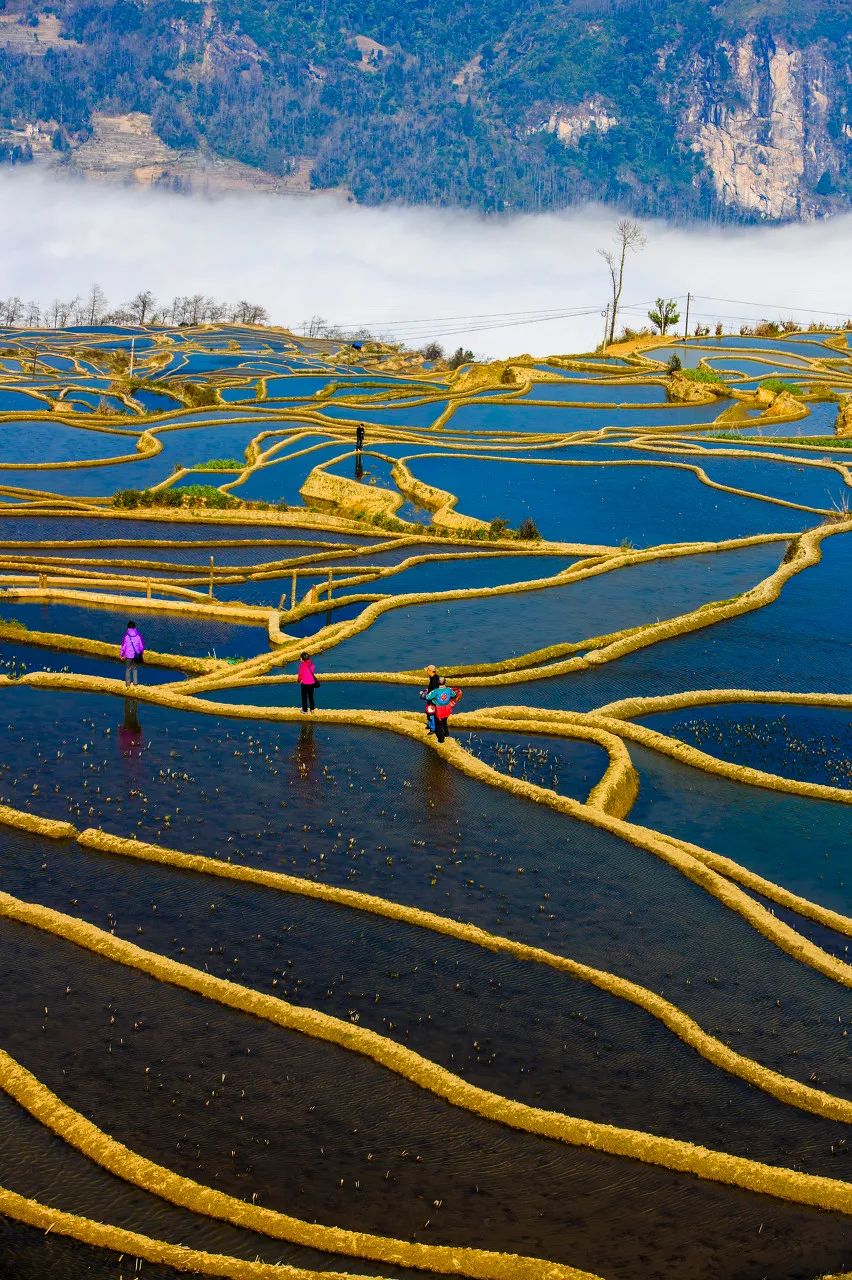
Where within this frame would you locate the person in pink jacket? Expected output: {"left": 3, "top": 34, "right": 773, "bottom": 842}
{"left": 297, "top": 651, "right": 318, "bottom": 713}
{"left": 119, "top": 620, "right": 145, "bottom": 686}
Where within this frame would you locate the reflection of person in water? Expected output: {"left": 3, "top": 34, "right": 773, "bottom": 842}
{"left": 290, "top": 722, "right": 318, "bottom": 784}
{"left": 118, "top": 698, "right": 143, "bottom": 757}
{"left": 354, "top": 453, "right": 364, "bottom": 480}
{"left": 419, "top": 735, "right": 457, "bottom": 810}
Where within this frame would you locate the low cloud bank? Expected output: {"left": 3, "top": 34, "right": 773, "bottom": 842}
{"left": 1, "top": 169, "right": 850, "bottom": 357}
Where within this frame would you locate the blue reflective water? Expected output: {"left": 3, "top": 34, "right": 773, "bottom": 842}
{"left": 524, "top": 382, "right": 668, "bottom": 404}
{"left": 716, "top": 400, "right": 839, "bottom": 438}
{"left": 3, "top": 601, "right": 270, "bottom": 659}
{"left": 321, "top": 544, "right": 783, "bottom": 672}
{"left": 639, "top": 702, "right": 852, "bottom": 790}
{"left": 0, "top": 389, "right": 50, "bottom": 412}
{"left": 133, "top": 389, "right": 183, "bottom": 414}
{"left": 518, "top": 530, "right": 852, "bottom": 710}
{"left": 629, "top": 740, "right": 852, "bottom": 918}
{"left": 232, "top": 444, "right": 347, "bottom": 503}
{"left": 445, "top": 400, "right": 729, "bottom": 433}
{"left": 0, "top": 421, "right": 138, "bottom": 465}
{"left": 316, "top": 401, "right": 447, "bottom": 429}
{"left": 405, "top": 454, "right": 813, "bottom": 543}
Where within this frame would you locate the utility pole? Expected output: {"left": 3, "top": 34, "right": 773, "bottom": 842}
{"left": 682, "top": 292, "right": 691, "bottom": 341}
{"left": 601, "top": 305, "right": 610, "bottom": 354}
{"left": 31, "top": 346, "right": 39, "bottom": 376}
{"left": 128, "top": 337, "right": 136, "bottom": 380}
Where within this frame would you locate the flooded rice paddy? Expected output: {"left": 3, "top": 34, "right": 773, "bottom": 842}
{"left": 0, "top": 323, "right": 849, "bottom": 1280}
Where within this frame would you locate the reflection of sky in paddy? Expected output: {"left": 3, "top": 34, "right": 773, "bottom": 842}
{"left": 316, "top": 401, "right": 448, "bottom": 429}
{"left": 230, "top": 444, "right": 347, "bottom": 503}
{"left": 639, "top": 701, "right": 852, "bottom": 791}
{"left": 492, "top": 530, "right": 851, "bottom": 712}
{"left": 0, "top": 421, "right": 139, "bottom": 465}
{"left": 523, "top": 381, "right": 668, "bottom": 403}
{"left": 714, "top": 399, "right": 839, "bottom": 437}
{"left": 405, "top": 453, "right": 813, "bottom": 543}
{"left": 629, "top": 738, "right": 851, "bottom": 920}
{"left": 0, "top": 420, "right": 271, "bottom": 496}
{"left": 0, "top": 389, "right": 51, "bottom": 411}
{"left": 446, "top": 400, "right": 729, "bottom": 432}
{"left": 321, "top": 543, "right": 782, "bottom": 670}
{"left": 6, "top": 601, "right": 269, "bottom": 659}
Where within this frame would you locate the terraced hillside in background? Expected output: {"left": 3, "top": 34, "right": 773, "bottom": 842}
{"left": 0, "top": 321, "right": 850, "bottom": 1280}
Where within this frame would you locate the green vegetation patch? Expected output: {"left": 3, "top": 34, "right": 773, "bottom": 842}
{"left": 761, "top": 379, "right": 805, "bottom": 397}
{"left": 679, "top": 367, "right": 727, "bottom": 386}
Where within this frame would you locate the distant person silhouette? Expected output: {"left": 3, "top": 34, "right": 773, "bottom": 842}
{"left": 356, "top": 423, "right": 365, "bottom": 451}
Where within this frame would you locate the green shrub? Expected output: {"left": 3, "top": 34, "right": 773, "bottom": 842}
{"left": 113, "top": 489, "right": 141, "bottom": 508}
{"left": 113, "top": 484, "right": 238, "bottom": 510}
{"left": 762, "top": 379, "right": 804, "bottom": 397}
{"left": 517, "top": 517, "right": 541, "bottom": 541}
{"left": 169, "top": 380, "right": 219, "bottom": 408}
{"left": 178, "top": 484, "right": 237, "bottom": 509}
{"left": 196, "top": 457, "right": 244, "bottom": 470}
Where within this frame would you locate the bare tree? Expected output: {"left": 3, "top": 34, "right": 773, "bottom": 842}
{"left": 301, "top": 314, "right": 327, "bottom": 337}
{"left": 598, "top": 219, "right": 645, "bottom": 346}
{"left": 83, "top": 283, "right": 108, "bottom": 326}
{"left": 0, "top": 296, "right": 24, "bottom": 326}
{"left": 232, "top": 300, "right": 269, "bottom": 324}
{"left": 127, "top": 290, "right": 156, "bottom": 325}
{"left": 205, "top": 298, "right": 228, "bottom": 323}
{"left": 24, "top": 301, "right": 41, "bottom": 327}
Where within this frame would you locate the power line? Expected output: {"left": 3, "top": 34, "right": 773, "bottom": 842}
{"left": 694, "top": 295, "right": 852, "bottom": 318}
{"left": 333, "top": 296, "right": 673, "bottom": 343}
{"left": 336, "top": 305, "right": 594, "bottom": 326}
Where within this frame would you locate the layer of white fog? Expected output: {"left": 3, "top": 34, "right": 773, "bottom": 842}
{"left": 2, "top": 168, "right": 851, "bottom": 357}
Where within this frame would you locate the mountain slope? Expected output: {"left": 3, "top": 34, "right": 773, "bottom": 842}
{"left": 0, "top": 0, "right": 849, "bottom": 221}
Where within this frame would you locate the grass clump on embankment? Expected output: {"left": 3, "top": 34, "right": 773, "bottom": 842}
{"left": 113, "top": 486, "right": 288, "bottom": 512}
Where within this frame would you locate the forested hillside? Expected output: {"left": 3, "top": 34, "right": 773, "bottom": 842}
{"left": 0, "top": 0, "right": 849, "bottom": 220}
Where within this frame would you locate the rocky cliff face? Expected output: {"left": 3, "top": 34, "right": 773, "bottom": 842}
{"left": 680, "top": 33, "right": 848, "bottom": 221}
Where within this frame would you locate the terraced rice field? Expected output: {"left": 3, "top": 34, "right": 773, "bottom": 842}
{"left": 0, "top": 323, "right": 849, "bottom": 1280}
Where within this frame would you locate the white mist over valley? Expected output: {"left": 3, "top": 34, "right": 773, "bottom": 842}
{"left": 3, "top": 169, "right": 851, "bottom": 354}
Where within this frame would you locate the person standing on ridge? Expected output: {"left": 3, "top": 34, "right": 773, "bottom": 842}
{"left": 355, "top": 423, "right": 365, "bottom": 451}
{"left": 119, "top": 620, "right": 145, "bottom": 686}
{"left": 297, "top": 651, "right": 318, "bottom": 713}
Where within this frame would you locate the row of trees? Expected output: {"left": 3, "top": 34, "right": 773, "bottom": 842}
{"left": 0, "top": 287, "right": 270, "bottom": 330}
{"left": 299, "top": 317, "right": 475, "bottom": 366}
